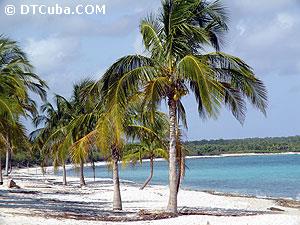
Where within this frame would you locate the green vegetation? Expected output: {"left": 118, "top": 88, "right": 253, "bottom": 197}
{"left": 101, "top": 0, "right": 267, "bottom": 213}
{"left": 186, "top": 136, "right": 300, "bottom": 155}
{"left": 0, "top": 36, "right": 47, "bottom": 183}
{"left": 0, "top": 0, "right": 269, "bottom": 215}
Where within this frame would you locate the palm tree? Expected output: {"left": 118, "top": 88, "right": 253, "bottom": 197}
{"left": 94, "top": 103, "right": 167, "bottom": 209}
{"left": 124, "top": 142, "right": 168, "bottom": 190}
{"left": 71, "top": 88, "right": 167, "bottom": 210}
{"left": 0, "top": 36, "right": 47, "bottom": 176}
{"left": 0, "top": 118, "right": 30, "bottom": 176}
{"left": 34, "top": 79, "right": 100, "bottom": 186}
{"left": 100, "top": 0, "right": 267, "bottom": 213}
{"left": 96, "top": 106, "right": 125, "bottom": 210}
{"left": 123, "top": 108, "right": 169, "bottom": 190}
{"left": 69, "top": 101, "right": 125, "bottom": 209}
{"left": 31, "top": 95, "right": 73, "bottom": 185}
{"left": 68, "top": 79, "right": 101, "bottom": 186}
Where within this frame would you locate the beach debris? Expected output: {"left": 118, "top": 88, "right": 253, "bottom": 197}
{"left": 276, "top": 199, "right": 300, "bottom": 209}
{"left": 137, "top": 209, "right": 177, "bottom": 220}
{"left": 268, "top": 207, "right": 285, "bottom": 212}
{"left": 7, "top": 179, "right": 21, "bottom": 189}
{"left": 180, "top": 207, "right": 270, "bottom": 217}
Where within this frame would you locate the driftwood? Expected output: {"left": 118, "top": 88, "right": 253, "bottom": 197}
{"left": 179, "top": 207, "right": 271, "bottom": 217}
{"left": 7, "top": 179, "right": 20, "bottom": 189}
{"left": 268, "top": 207, "right": 285, "bottom": 212}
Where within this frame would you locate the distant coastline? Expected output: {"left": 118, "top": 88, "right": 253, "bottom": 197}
{"left": 186, "top": 152, "right": 300, "bottom": 158}
{"left": 130, "top": 152, "right": 300, "bottom": 164}
{"left": 185, "top": 136, "right": 300, "bottom": 156}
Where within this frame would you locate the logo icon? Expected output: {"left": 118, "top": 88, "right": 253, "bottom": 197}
{"left": 5, "top": 5, "right": 16, "bottom": 16}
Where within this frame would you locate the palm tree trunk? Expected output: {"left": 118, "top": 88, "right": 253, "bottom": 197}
{"left": 167, "top": 97, "right": 178, "bottom": 213}
{"left": 4, "top": 148, "right": 10, "bottom": 176}
{"left": 176, "top": 128, "right": 182, "bottom": 193}
{"left": 62, "top": 163, "right": 67, "bottom": 186}
{"left": 140, "top": 157, "right": 154, "bottom": 190}
{"left": 92, "top": 160, "right": 96, "bottom": 182}
{"left": 176, "top": 159, "right": 182, "bottom": 194}
{"left": 8, "top": 161, "right": 12, "bottom": 175}
{"left": 0, "top": 153, "right": 3, "bottom": 185}
{"left": 112, "top": 148, "right": 122, "bottom": 210}
{"left": 80, "top": 159, "right": 86, "bottom": 186}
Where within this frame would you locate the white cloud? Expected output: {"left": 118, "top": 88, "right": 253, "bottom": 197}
{"left": 236, "top": 21, "right": 246, "bottom": 36}
{"left": 24, "top": 36, "right": 80, "bottom": 74}
{"left": 231, "top": 0, "right": 296, "bottom": 11}
{"left": 224, "top": 0, "right": 300, "bottom": 76}
{"left": 277, "top": 13, "right": 295, "bottom": 29}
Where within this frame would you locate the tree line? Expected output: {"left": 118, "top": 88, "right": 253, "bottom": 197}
{"left": 0, "top": 0, "right": 268, "bottom": 214}
{"left": 8, "top": 135, "right": 300, "bottom": 169}
{"left": 186, "top": 136, "right": 300, "bottom": 155}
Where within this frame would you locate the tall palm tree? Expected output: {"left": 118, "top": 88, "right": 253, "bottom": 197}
{"left": 100, "top": 0, "right": 267, "bottom": 213}
{"left": 95, "top": 106, "right": 125, "bottom": 210}
{"left": 0, "top": 36, "right": 47, "bottom": 176}
{"left": 72, "top": 89, "right": 167, "bottom": 210}
{"left": 68, "top": 79, "right": 101, "bottom": 186}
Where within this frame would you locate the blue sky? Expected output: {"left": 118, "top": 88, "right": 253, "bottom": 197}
{"left": 1, "top": 0, "right": 300, "bottom": 140}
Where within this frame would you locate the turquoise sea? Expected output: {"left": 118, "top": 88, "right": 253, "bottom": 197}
{"left": 66, "top": 154, "right": 300, "bottom": 200}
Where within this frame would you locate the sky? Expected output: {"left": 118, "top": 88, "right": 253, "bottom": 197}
{"left": 0, "top": 0, "right": 300, "bottom": 140}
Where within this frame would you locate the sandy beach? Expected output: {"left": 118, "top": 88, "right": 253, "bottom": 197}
{"left": 0, "top": 165, "right": 300, "bottom": 225}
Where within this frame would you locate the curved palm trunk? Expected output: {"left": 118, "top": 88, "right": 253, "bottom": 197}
{"left": 4, "top": 148, "right": 11, "bottom": 176}
{"left": 167, "top": 98, "right": 178, "bottom": 213}
{"left": 79, "top": 159, "right": 86, "bottom": 186}
{"left": 112, "top": 148, "right": 122, "bottom": 210}
{"left": 0, "top": 153, "right": 3, "bottom": 185}
{"left": 62, "top": 163, "right": 67, "bottom": 186}
{"left": 140, "top": 157, "right": 154, "bottom": 190}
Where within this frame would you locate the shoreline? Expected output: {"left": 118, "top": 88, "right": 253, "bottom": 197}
{"left": 15, "top": 151, "right": 300, "bottom": 202}
{"left": 1, "top": 166, "right": 300, "bottom": 225}
{"left": 14, "top": 166, "right": 300, "bottom": 203}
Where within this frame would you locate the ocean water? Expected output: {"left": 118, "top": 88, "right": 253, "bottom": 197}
{"left": 65, "top": 154, "right": 300, "bottom": 200}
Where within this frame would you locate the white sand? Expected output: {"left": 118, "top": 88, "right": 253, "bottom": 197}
{"left": 0, "top": 166, "right": 299, "bottom": 225}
